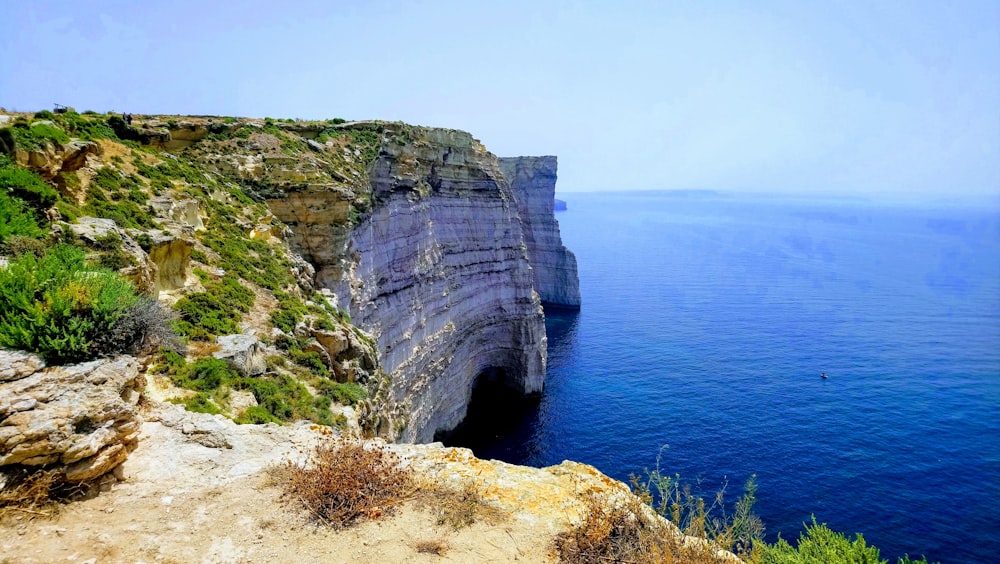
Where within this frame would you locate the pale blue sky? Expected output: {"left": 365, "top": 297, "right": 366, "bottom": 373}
{"left": 2, "top": 1, "right": 998, "bottom": 199}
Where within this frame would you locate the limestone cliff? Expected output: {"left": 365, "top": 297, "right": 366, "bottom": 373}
{"left": 345, "top": 128, "right": 547, "bottom": 442}
{"left": 500, "top": 156, "right": 581, "bottom": 309}
{"left": 0, "top": 113, "right": 569, "bottom": 447}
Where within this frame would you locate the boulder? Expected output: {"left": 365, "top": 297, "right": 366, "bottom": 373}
{"left": 0, "top": 350, "right": 144, "bottom": 482}
{"left": 212, "top": 335, "right": 266, "bottom": 377}
{"left": 69, "top": 217, "right": 154, "bottom": 293}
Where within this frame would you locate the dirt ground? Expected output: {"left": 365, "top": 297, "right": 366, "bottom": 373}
{"left": 1, "top": 404, "right": 559, "bottom": 564}
{"left": 2, "top": 475, "right": 552, "bottom": 563}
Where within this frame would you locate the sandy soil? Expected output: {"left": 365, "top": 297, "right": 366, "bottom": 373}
{"left": 1, "top": 404, "right": 557, "bottom": 564}
{"left": 2, "top": 475, "right": 552, "bottom": 563}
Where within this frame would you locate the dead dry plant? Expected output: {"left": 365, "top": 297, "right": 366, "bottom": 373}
{"left": 413, "top": 538, "right": 450, "bottom": 556}
{"left": 554, "top": 490, "right": 731, "bottom": 564}
{"left": 415, "top": 479, "right": 507, "bottom": 530}
{"left": 0, "top": 469, "right": 61, "bottom": 522}
{"left": 279, "top": 439, "right": 412, "bottom": 529}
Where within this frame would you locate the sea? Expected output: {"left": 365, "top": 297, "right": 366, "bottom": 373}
{"left": 446, "top": 191, "right": 1000, "bottom": 563}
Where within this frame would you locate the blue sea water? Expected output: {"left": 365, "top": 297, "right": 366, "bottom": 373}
{"left": 450, "top": 191, "right": 1000, "bottom": 563}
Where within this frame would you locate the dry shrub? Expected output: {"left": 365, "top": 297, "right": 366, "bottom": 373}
{"left": 413, "top": 538, "right": 449, "bottom": 556}
{"left": 280, "top": 440, "right": 412, "bottom": 528}
{"left": 0, "top": 469, "right": 61, "bottom": 521}
{"left": 416, "top": 480, "right": 507, "bottom": 530}
{"left": 554, "top": 491, "right": 730, "bottom": 564}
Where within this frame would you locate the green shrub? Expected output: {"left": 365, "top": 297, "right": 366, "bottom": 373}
{"left": 7, "top": 122, "right": 70, "bottom": 150}
{"left": 54, "top": 111, "right": 117, "bottom": 141}
{"left": 95, "top": 248, "right": 136, "bottom": 270}
{"left": 0, "top": 192, "right": 44, "bottom": 242}
{"left": 55, "top": 200, "right": 81, "bottom": 222}
{"left": 760, "top": 517, "right": 880, "bottom": 564}
{"left": 318, "top": 381, "right": 368, "bottom": 406}
{"left": 290, "top": 349, "right": 329, "bottom": 377}
{"left": 235, "top": 405, "right": 280, "bottom": 424}
{"left": 190, "top": 249, "right": 208, "bottom": 263}
{"left": 187, "top": 357, "right": 236, "bottom": 391}
{"left": 313, "top": 316, "right": 336, "bottom": 331}
{"left": 0, "top": 155, "right": 59, "bottom": 209}
{"left": 136, "top": 233, "right": 152, "bottom": 252}
{"left": 173, "top": 292, "right": 241, "bottom": 339}
{"left": 236, "top": 373, "right": 332, "bottom": 425}
{"left": 270, "top": 290, "right": 308, "bottom": 333}
{"left": 0, "top": 234, "right": 47, "bottom": 257}
{"left": 171, "top": 275, "right": 254, "bottom": 340}
{"left": 174, "top": 392, "right": 222, "bottom": 415}
{"left": 34, "top": 110, "right": 55, "bottom": 120}
{"left": 0, "top": 244, "right": 144, "bottom": 362}
{"left": 92, "top": 231, "right": 122, "bottom": 251}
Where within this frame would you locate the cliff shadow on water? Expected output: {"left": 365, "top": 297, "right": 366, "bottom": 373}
{"left": 439, "top": 309, "right": 580, "bottom": 464}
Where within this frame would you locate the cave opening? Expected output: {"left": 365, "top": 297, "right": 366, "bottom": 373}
{"left": 435, "top": 366, "right": 542, "bottom": 461}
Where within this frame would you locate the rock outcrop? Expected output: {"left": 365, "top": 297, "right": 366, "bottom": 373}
{"left": 0, "top": 350, "right": 144, "bottom": 482}
{"left": 345, "top": 128, "right": 547, "bottom": 442}
{"left": 0, "top": 404, "right": 741, "bottom": 563}
{"left": 212, "top": 334, "right": 267, "bottom": 377}
{"left": 500, "top": 156, "right": 581, "bottom": 309}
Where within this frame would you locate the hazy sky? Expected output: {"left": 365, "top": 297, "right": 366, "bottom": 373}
{"left": 2, "top": 1, "right": 998, "bottom": 198}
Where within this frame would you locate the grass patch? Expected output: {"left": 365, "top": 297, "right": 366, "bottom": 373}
{"left": 279, "top": 440, "right": 412, "bottom": 529}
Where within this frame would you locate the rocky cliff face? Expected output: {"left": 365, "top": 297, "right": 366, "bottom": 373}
{"left": 345, "top": 128, "right": 547, "bottom": 442}
{"left": 500, "top": 156, "right": 581, "bottom": 309}
{"left": 0, "top": 350, "right": 144, "bottom": 483}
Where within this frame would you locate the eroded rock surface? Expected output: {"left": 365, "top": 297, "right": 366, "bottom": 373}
{"left": 212, "top": 334, "right": 267, "bottom": 377}
{"left": 0, "top": 404, "right": 739, "bottom": 563}
{"left": 500, "top": 156, "right": 581, "bottom": 309}
{"left": 347, "top": 128, "right": 547, "bottom": 442}
{"left": 0, "top": 350, "right": 144, "bottom": 482}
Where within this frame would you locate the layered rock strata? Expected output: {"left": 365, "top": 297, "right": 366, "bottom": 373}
{"left": 0, "top": 350, "right": 144, "bottom": 482}
{"left": 500, "top": 156, "right": 581, "bottom": 309}
{"left": 346, "top": 128, "right": 547, "bottom": 442}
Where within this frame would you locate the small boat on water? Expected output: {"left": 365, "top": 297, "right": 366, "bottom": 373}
{"left": 821, "top": 372, "right": 828, "bottom": 379}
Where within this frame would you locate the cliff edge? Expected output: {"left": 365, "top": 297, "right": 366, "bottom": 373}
{"left": 500, "top": 156, "right": 581, "bottom": 309}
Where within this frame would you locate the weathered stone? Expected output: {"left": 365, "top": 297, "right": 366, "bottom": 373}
{"left": 180, "top": 418, "right": 233, "bottom": 449}
{"left": 143, "top": 227, "right": 194, "bottom": 295}
{"left": 0, "top": 352, "right": 144, "bottom": 482}
{"left": 227, "top": 390, "right": 258, "bottom": 417}
{"left": 311, "top": 327, "right": 349, "bottom": 360}
{"left": 0, "top": 350, "right": 45, "bottom": 383}
{"left": 68, "top": 217, "right": 155, "bottom": 293}
{"left": 344, "top": 127, "right": 547, "bottom": 442}
{"left": 500, "top": 156, "right": 581, "bottom": 309}
{"left": 149, "top": 196, "right": 205, "bottom": 230}
{"left": 212, "top": 335, "right": 267, "bottom": 377}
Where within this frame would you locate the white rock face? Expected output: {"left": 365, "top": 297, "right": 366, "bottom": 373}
{"left": 500, "top": 156, "right": 581, "bottom": 309}
{"left": 0, "top": 350, "right": 144, "bottom": 482}
{"left": 213, "top": 334, "right": 267, "bottom": 377}
{"left": 346, "top": 128, "right": 547, "bottom": 442}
